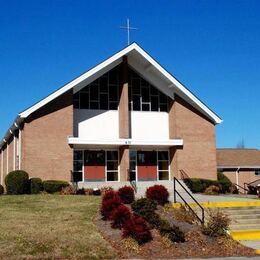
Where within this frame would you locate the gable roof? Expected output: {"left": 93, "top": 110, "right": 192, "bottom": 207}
{"left": 0, "top": 42, "right": 222, "bottom": 150}
{"left": 217, "top": 149, "right": 260, "bottom": 168}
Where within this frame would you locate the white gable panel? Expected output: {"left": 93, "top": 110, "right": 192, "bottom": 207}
{"left": 74, "top": 109, "right": 119, "bottom": 140}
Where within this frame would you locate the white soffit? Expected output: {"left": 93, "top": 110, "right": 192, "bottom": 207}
{"left": 18, "top": 42, "right": 222, "bottom": 124}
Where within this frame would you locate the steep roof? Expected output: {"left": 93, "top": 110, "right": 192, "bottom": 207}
{"left": 217, "top": 149, "right": 260, "bottom": 168}
{"left": 0, "top": 42, "right": 222, "bottom": 150}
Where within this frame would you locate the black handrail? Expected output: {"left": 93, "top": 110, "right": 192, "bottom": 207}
{"left": 233, "top": 183, "right": 249, "bottom": 194}
{"left": 179, "top": 169, "right": 190, "bottom": 180}
{"left": 173, "top": 177, "right": 205, "bottom": 224}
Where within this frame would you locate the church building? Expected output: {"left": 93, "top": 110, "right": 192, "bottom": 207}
{"left": 0, "top": 43, "right": 222, "bottom": 187}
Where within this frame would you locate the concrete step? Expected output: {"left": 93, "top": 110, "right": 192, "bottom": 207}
{"left": 232, "top": 218, "right": 260, "bottom": 224}
{"left": 231, "top": 224, "right": 260, "bottom": 231}
{"left": 230, "top": 214, "right": 260, "bottom": 220}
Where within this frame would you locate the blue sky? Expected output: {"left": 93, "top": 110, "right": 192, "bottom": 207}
{"left": 1, "top": 0, "right": 260, "bottom": 148}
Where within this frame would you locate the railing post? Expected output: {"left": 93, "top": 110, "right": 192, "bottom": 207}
{"left": 173, "top": 177, "right": 176, "bottom": 203}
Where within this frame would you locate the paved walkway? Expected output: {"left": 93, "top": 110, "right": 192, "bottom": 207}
{"left": 172, "top": 193, "right": 258, "bottom": 203}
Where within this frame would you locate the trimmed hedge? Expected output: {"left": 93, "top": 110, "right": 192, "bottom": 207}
{"left": 184, "top": 178, "right": 219, "bottom": 193}
{"left": 0, "top": 184, "right": 4, "bottom": 195}
{"left": 43, "top": 180, "right": 69, "bottom": 193}
{"left": 29, "top": 178, "right": 43, "bottom": 194}
{"left": 217, "top": 172, "right": 232, "bottom": 193}
{"left": 5, "top": 170, "right": 29, "bottom": 194}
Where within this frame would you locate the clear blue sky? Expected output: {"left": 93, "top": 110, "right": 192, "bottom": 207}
{"left": 1, "top": 0, "right": 260, "bottom": 148}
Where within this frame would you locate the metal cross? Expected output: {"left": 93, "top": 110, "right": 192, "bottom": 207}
{"left": 120, "top": 18, "right": 138, "bottom": 45}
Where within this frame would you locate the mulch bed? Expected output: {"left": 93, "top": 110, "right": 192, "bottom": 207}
{"left": 94, "top": 206, "right": 257, "bottom": 259}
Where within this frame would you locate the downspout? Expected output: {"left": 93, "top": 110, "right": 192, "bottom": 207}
{"left": 236, "top": 167, "right": 240, "bottom": 191}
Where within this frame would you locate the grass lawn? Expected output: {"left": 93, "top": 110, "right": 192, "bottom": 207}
{"left": 0, "top": 194, "right": 116, "bottom": 259}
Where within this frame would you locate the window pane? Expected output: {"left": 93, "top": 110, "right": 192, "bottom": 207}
{"left": 107, "top": 151, "right": 118, "bottom": 161}
{"left": 109, "top": 85, "right": 118, "bottom": 101}
{"left": 130, "top": 161, "right": 136, "bottom": 171}
{"left": 142, "top": 103, "right": 150, "bottom": 111}
{"left": 160, "top": 93, "right": 167, "bottom": 103}
{"left": 73, "top": 171, "right": 83, "bottom": 182}
{"left": 109, "top": 102, "right": 118, "bottom": 110}
{"left": 158, "top": 161, "right": 168, "bottom": 171}
{"left": 141, "top": 78, "right": 148, "bottom": 87}
{"left": 158, "top": 151, "right": 168, "bottom": 160}
{"left": 150, "top": 86, "right": 158, "bottom": 96}
{"left": 151, "top": 96, "right": 159, "bottom": 111}
{"left": 107, "top": 171, "right": 118, "bottom": 181}
{"left": 90, "top": 101, "right": 99, "bottom": 109}
{"left": 132, "top": 79, "right": 140, "bottom": 94}
{"left": 100, "top": 94, "right": 108, "bottom": 110}
{"left": 100, "top": 76, "right": 108, "bottom": 93}
{"left": 141, "top": 87, "right": 149, "bottom": 102}
{"left": 159, "top": 171, "right": 169, "bottom": 180}
{"left": 90, "top": 86, "right": 99, "bottom": 100}
{"left": 133, "top": 95, "right": 140, "bottom": 111}
{"left": 130, "top": 151, "right": 136, "bottom": 161}
{"left": 80, "top": 92, "right": 89, "bottom": 109}
{"left": 160, "top": 103, "right": 168, "bottom": 112}
{"left": 74, "top": 151, "right": 83, "bottom": 161}
{"left": 74, "top": 161, "right": 83, "bottom": 171}
{"left": 107, "top": 161, "right": 118, "bottom": 171}
{"left": 109, "top": 69, "right": 119, "bottom": 85}
{"left": 74, "top": 92, "right": 80, "bottom": 99}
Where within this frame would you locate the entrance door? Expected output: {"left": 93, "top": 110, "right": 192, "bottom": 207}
{"left": 137, "top": 151, "right": 157, "bottom": 181}
{"left": 84, "top": 151, "right": 105, "bottom": 181}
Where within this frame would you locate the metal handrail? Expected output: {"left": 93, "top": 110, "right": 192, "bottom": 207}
{"left": 180, "top": 169, "right": 190, "bottom": 180}
{"left": 233, "top": 183, "right": 249, "bottom": 194}
{"left": 173, "top": 177, "right": 205, "bottom": 224}
{"left": 130, "top": 180, "right": 137, "bottom": 193}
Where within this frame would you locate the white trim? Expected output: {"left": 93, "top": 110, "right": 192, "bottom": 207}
{"left": 6, "top": 143, "right": 8, "bottom": 175}
{"left": 18, "top": 129, "right": 22, "bottom": 170}
{"left": 18, "top": 43, "right": 221, "bottom": 124}
{"left": 68, "top": 137, "right": 183, "bottom": 147}
{"left": 13, "top": 136, "right": 16, "bottom": 171}
{"left": 0, "top": 151, "right": 3, "bottom": 185}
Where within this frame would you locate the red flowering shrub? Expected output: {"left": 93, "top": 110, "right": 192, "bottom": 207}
{"left": 122, "top": 214, "right": 152, "bottom": 244}
{"left": 118, "top": 186, "right": 135, "bottom": 204}
{"left": 100, "top": 196, "right": 122, "bottom": 220}
{"left": 146, "top": 185, "right": 169, "bottom": 205}
{"left": 102, "top": 190, "right": 118, "bottom": 202}
{"left": 111, "top": 204, "right": 132, "bottom": 229}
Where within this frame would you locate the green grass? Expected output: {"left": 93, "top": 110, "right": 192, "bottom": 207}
{"left": 0, "top": 194, "right": 116, "bottom": 259}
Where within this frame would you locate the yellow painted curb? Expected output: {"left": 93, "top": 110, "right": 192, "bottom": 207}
{"left": 231, "top": 230, "right": 260, "bottom": 240}
{"left": 172, "top": 201, "right": 260, "bottom": 209}
{"left": 255, "top": 249, "right": 260, "bottom": 254}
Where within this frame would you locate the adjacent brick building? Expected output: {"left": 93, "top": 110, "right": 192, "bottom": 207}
{"left": 0, "top": 43, "right": 222, "bottom": 187}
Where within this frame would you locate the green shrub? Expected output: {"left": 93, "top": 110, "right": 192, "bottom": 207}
{"left": 202, "top": 209, "right": 231, "bottom": 237}
{"left": 43, "top": 180, "right": 69, "bottom": 193}
{"left": 131, "top": 198, "right": 157, "bottom": 215}
{"left": 158, "top": 219, "right": 185, "bottom": 243}
{"left": 184, "top": 178, "right": 219, "bottom": 193}
{"left": 29, "top": 178, "right": 43, "bottom": 194}
{"left": 0, "top": 184, "right": 4, "bottom": 195}
{"left": 5, "top": 170, "right": 29, "bottom": 194}
{"left": 217, "top": 172, "right": 232, "bottom": 193}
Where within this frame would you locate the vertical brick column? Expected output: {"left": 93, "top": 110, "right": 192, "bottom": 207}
{"left": 119, "top": 146, "right": 129, "bottom": 181}
{"left": 119, "top": 56, "right": 130, "bottom": 181}
{"left": 168, "top": 97, "right": 178, "bottom": 179}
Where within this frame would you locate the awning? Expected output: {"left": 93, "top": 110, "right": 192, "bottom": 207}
{"left": 68, "top": 137, "right": 183, "bottom": 149}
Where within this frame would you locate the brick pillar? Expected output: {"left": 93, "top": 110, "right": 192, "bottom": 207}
{"left": 119, "top": 145, "right": 129, "bottom": 181}
{"left": 119, "top": 56, "right": 130, "bottom": 181}
{"left": 169, "top": 97, "right": 178, "bottom": 179}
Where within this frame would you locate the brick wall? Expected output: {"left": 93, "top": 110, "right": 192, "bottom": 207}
{"left": 169, "top": 95, "right": 217, "bottom": 180}
{"left": 21, "top": 90, "right": 73, "bottom": 181}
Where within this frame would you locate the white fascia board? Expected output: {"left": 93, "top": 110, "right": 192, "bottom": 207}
{"left": 131, "top": 43, "right": 222, "bottom": 124}
{"left": 68, "top": 137, "right": 183, "bottom": 147}
{"left": 19, "top": 44, "right": 137, "bottom": 119}
{"left": 217, "top": 166, "right": 260, "bottom": 169}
